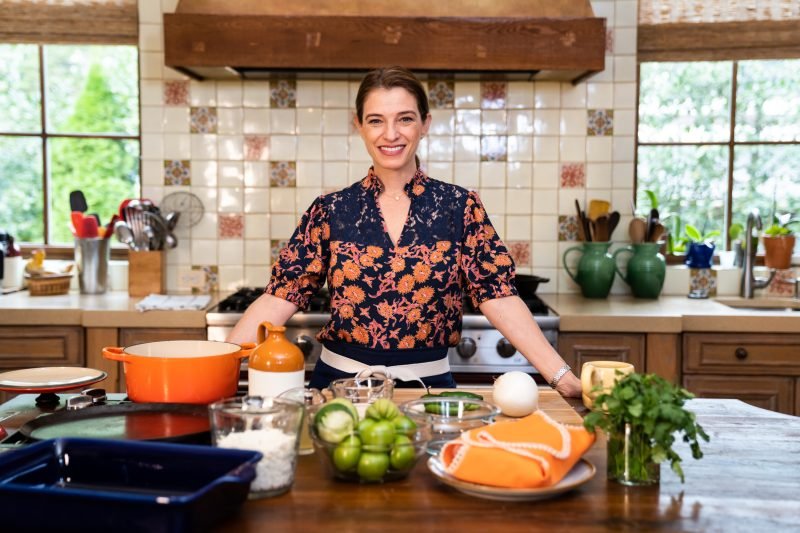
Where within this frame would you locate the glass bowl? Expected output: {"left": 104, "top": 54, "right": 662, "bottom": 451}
{"left": 327, "top": 376, "right": 394, "bottom": 417}
{"left": 400, "top": 397, "right": 501, "bottom": 456}
{"left": 307, "top": 403, "right": 430, "bottom": 483}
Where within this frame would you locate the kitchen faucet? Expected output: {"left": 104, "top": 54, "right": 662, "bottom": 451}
{"left": 741, "top": 212, "right": 775, "bottom": 298}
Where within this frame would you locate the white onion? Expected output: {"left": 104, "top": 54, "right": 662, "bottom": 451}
{"left": 493, "top": 371, "right": 539, "bottom": 417}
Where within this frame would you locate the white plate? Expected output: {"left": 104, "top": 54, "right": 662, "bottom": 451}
{"left": 427, "top": 456, "right": 596, "bottom": 502}
{"left": 0, "top": 367, "right": 107, "bottom": 392}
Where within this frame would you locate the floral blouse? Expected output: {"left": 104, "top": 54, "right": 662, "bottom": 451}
{"left": 265, "top": 167, "right": 518, "bottom": 352}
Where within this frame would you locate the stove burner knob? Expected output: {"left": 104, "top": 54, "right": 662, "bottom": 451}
{"left": 496, "top": 338, "right": 516, "bottom": 358}
{"left": 294, "top": 335, "right": 314, "bottom": 358}
{"left": 456, "top": 337, "right": 477, "bottom": 358}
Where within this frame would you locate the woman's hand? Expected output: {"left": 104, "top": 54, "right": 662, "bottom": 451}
{"left": 555, "top": 371, "right": 582, "bottom": 398}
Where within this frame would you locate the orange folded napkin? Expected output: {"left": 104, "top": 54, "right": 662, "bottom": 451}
{"left": 439, "top": 410, "right": 596, "bottom": 489}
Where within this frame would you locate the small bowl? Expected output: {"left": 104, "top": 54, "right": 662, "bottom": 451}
{"left": 400, "top": 397, "right": 501, "bottom": 456}
{"left": 327, "top": 376, "right": 394, "bottom": 417}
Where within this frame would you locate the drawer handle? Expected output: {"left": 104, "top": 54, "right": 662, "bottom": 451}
{"left": 735, "top": 347, "right": 748, "bottom": 360}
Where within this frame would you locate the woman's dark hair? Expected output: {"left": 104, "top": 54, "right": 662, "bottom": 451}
{"left": 355, "top": 66, "right": 430, "bottom": 124}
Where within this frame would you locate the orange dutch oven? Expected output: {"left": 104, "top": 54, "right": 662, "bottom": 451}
{"left": 102, "top": 340, "right": 255, "bottom": 404}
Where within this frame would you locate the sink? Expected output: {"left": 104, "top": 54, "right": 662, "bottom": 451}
{"left": 715, "top": 297, "right": 800, "bottom": 312}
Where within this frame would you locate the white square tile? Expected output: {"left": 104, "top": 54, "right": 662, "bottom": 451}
{"left": 613, "top": 136, "right": 635, "bottom": 162}
{"left": 215, "top": 108, "right": 242, "bottom": 134}
{"left": 534, "top": 82, "right": 561, "bottom": 109}
{"left": 245, "top": 239, "right": 270, "bottom": 265}
{"left": 614, "top": 83, "right": 637, "bottom": 110}
{"left": 427, "top": 136, "right": 454, "bottom": 161}
{"left": 244, "top": 266, "right": 271, "bottom": 286}
{"left": 586, "top": 137, "right": 613, "bottom": 162}
{"left": 506, "top": 189, "right": 532, "bottom": 214}
{"left": 193, "top": 160, "right": 218, "bottom": 187}
{"left": 218, "top": 161, "right": 243, "bottom": 188}
{"left": 349, "top": 134, "right": 371, "bottom": 161}
{"left": 217, "top": 135, "right": 244, "bottom": 160}
{"left": 532, "top": 215, "right": 557, "bottom": 240}
{"left": 191, "top": 239, "right": 218, "bottom": 264}
{"left": 456, "top": 109, "right": 481, "bottom": 135}
{"left": 478, "top": 188, "right": 505, "bottom": 213}
{"left": 586, "top": 163, "right": 612, "bottom": 189}
{"left": 217, "top": 82, "right": 243, "bottom": 107}
{"left": 487, "top": 214, "right": 505, "bottom": 236}
{"left": 429, "top": 109, "right": 455, "bottom": 135}
{"left": 662, "top": 266, "right": 690, "bottom": 296}
{"left": 296, "top": 161, "right": 322, "bottom": 187}
{"left": 587, "top": 83, "right": 614, "bottom": 109}
{"left": 163, "top": 107, "right": 188, "bottom": 133}
{"left": 297, "top": 107, "right": 323, "bottom": 134}
{"left": 611, "top": 188, "right": 634, "bottom": 213}
{"left": 322, "top": 136, "right": 349, "bottom": 161}
{"left": 453, "top": 162, "right": 479, "bottom": 189}
{"left": 323, "top": 162, "right": 349, "bottom": 188}
{"left": 532, "top": 162, "right": 558, "bottom": 189}
{"left": 533, "top": 109, "right": 559, "bottom": 136}
{"left": 244, "top": 161, "right": 269, "bottom": 187}
{"left": 243, "top": 108, "right": 270, "bottom": 134}
{"left": 507, "top": 110, "right": 534, "bottom": 135}
{"left": 615, "top": 28, "right": 637, "bottom": 55}
{"left": 560, "top": 109, "right": 586, "bottom": 136}
{"left": 591, "top": 59, "right": 614, "bottom": 83}
{"left": 348, "top": 163, "right": 368, "bottom": 184}
{"left": 558, "top": 191, "right": 585, "bottom": 214}
{"left": 162, "top": 67, "right": 187, "bottom": 81}
{"left": 612, "top": 162, "right": 635, "bottom": 188}
{"left": 715, "top": 268, "right": 740, "bottom": 296}
{"left": 142, "top": 134, "right": 164, "bottom": 159}
{"left": 140, "top": 80, "right": 163, "bottom": 105}
{"left": 533, "top": 137, "right": 559, "bottom": 162}
{"left": 243, "top": 82, "right": 270, "bottom": 107}
{"left": 592, "top": 1, "right": 615, "bottom": 21}
{"left": 323, "top": 109, "right": 351, "bottom": 135}
{"left": 614, "top": 56, "right": 637, "bottom": 83}
{"left": 323, "top": 81, "right": 349, "bottom": 107}
{"left": 217, "top": 265, "right": 245, "bottom": 291}
{"left": 218, "top": 240, "right": 244, "bottom": 265}
{"left": 189, "top": 81, "right": 216, "bottom": 106}
{"left": 245, "top": 214, "right": 270, "bottom": 239}
{"left": 141, "top": 160, "right": 162, "bottom": 186}
{"left": 270, "top": 108, "right": 296, "bottom": 134}
{"left": 454, "top": 136, "right": 480, "bottom": 161}
{"left": 481, "top": 110, "right": 507, "bottom": 135}
{"left": 416, "top": 138, "right": 428, "bottom": 161}
{"left": 532, "top": 189, "right": 558, "bottom": 215}
{"left": 507, "top": 81, "right": 534, "bottom": 109}
{"left": 454, "top": 81, "right": 480, "bottom": 109}
{"left": 191, "top": 134, "right": 218, "bottom": 160}
{"left": 296, "top": 187, "right": 322, "bottom": 210}
{"left": 141, "top": 106, "right": 163, "bottom": 133}
{"left": 507, "top": 162, "right": 532, "bottom": 189}
{"left": 480, "top": 162, "right": 506, "bottom": 188}
{"left": 296, "top": 135, "right": 323, "bottom": 161}
{"left": 297, "top": 80, "right": 323, "bottom": 107}
{"left": 191, "top": 210, "right": 217, "bottom": 239}
{"left": 508, "top": 136, "right": 533, "bottom": 162}
{"left": 270, "top": 188, "right": 296, "bottom": 213}
{"left": 139, "top": 23, "right": 163, "bottom": 52}
{"left": 218, "top": 187, "right": 243, "bottom": 212}
{"left": 561, "top": 83, "right": 587, "bottom": 108}
{"left": 613, "top": 109, "right": 635, "bottom": 136}
{"left": 138, "top": 0, "right": 161, "bottom": 23}
{"left": 615, "top": 0, "right": 638, "bottom": 28}
{"left": 560, "top": 137, "right": 586, "bottom": 162}
{"left": 427, "top": 162, "right": 453, "bottom": 182}
{"left": 270, "top": 135, "right": 298, "bottom": 160}
{"left": 162, "top": 0, "right": 179, "bottom": 13}
{"left": 139, "top": 52, "right": 163, "bottom": 80}
{"left": 348, "top": 80, "right": 361, "bottom": 106}
{"left": 163, "top": 134, "right": 191, "bottom": 159}
{"left": 270, "top": 214, "right": 297, "bottom": 239}
{"left": 505, "top": 215, "right": 531, "bottom": 240}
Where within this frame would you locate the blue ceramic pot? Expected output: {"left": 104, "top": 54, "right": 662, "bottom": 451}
{"left": 685, "top": 242, "right": 715, "bottom": 269}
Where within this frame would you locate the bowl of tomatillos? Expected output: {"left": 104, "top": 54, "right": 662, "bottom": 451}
{"left": 308, "top": 398, "right": 431, "bottom": 483}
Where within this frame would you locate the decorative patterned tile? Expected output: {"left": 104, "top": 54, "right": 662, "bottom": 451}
{"left": 587, "top": 109, "right": 614, "bottom": 136}
{"left": 191, "top": 265, "right": 219, "bottom": 294}
{"left": 270, "top": 161, "right": 297, "bottom": 187}
{"left": 560, "top": 163, "right": 586, "bottom": 188}
{"left": 606, "top": 28, "right": 615, "bottom": 53}
{"left": 164, "top": 80, "right": 189, "bottom": 106}
{"left": 190, "top": 107, "right": 218, "bottom": 134}
{"left": 270, "top": 239, "right": 288, "bottom": 264}
{"left": 428, "top": 78, "right": 455, "bottom": 109}
{"left": 558, "top": 215, "right": 580, "bottom": 241}
{"left": 507, "top": 240, "right": 531, "bottom": 267}
{"left": 244, "top": 135, "right": 270, "bottom": 161}
{"left": 163, "top": 160, "right": 191, "bottom": 186}
{"left": 270, "top": 78, "right": 297, "bottom": 108}
{"left": 689, "top": 268, "right": 717, "bottom": 297}
{"left": 481, "top": 81, "right": 506, "bottom": 109}
{"left": 766, "top": 268, "right": 798, "bottom": 297}
{"left": 219, "top": 213, "right": 244, "bottom": 239}
{"left": 480, "top": 136, "right": 507, "bottom": 162}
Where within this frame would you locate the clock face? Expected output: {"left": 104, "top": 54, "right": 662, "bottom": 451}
{"left": 160, "top": 191, "right": 204, "bottom": 228}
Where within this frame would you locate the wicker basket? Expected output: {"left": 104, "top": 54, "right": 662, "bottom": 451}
{"left": 25, "top": 274, "right": 72, "bottom": 296}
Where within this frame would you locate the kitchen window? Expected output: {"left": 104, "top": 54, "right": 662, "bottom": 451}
{"left": 0, "top": 43, "right": 140, "bottom": 249}
{"left": 636, "top": 59, "right": 800, "bottom": 254}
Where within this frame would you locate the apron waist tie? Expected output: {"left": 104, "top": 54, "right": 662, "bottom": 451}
{"left": 320, "top": 346, "right": 450, "bottom": 389}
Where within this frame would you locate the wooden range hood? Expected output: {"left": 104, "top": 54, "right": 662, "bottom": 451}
{"left": 164, "top": 0, "right": 606, "bottom": 83}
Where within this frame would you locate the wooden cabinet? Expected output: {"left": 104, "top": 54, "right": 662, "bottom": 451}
{"left": 683, "top": 333, "right": 800, "bottom": 415}
{"left": 559, "top": 333, "right": 646, "bottom": 373}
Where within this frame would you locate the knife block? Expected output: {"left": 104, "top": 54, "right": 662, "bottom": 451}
{"left": 128, "top": 251, "right": 166, "bottom": 296}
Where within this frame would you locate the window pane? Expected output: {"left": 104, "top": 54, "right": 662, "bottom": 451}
{"left": 45, "top": 45, "right": 139, "bottom": 135}
{"left": 639, "top": 62, "right": 732, "bottom": 143}
{"left": 0, "top": 44, "right": 41, "bottom": 133}
{"left": 0, "top": 136, "right": 44, "bottom": 243}
{"left": 49, "top": 138, "right": 140, "bottom": 244}
{"left": 637, "top": 145, "right": 727, "bottom": 246}
{"left": 735, "top": 59, "right": 800, "bottom": 142}
{"left": 733, "top": 145, "right": 800, "bottom": 253}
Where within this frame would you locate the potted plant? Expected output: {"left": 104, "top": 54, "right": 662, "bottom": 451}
{"left": 583, "top": 373, "right": 709, "bottom": 486}
{"left": 762, "top": 213, "right": 798, "bottom": 270}
{"left": 683, "top": 225, "right": 720, "bottom": 269}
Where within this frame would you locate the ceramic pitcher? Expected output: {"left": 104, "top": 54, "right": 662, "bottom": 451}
{"left": 613, "top": 243, "right": 666, "bottom": 299}
{"left": 563, "top": 242, "right": 616, "bottom": 299}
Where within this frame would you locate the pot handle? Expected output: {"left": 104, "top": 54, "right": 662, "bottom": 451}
{"left": 102, "top": 346, "right": 130, "bottom": 362}
{"left": 236, "top": 342, "right": 256, "bottom": 360}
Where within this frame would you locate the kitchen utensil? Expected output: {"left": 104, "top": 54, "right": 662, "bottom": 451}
{"left": 165, "top": 210, "right": 180, "bottom": 231}
{"left": 75, "top": 236, "right": 109, "bottom": 294}
{"left": 588, "top": 199, "right": 610, "bottom": 221}
{"left": 102, "top": 340, "right": 255, "bottom": 404}
{"left": 514, "top": 274, "right": 550, "bottom": 297}
{"left": 114, "top": 220, "right": 134, "bottom": 247}
{"left": 165, "top": 232, "right": 178, "bottom": 249}
{"left": 628, "top": 217, "right": 647, "bottom": 244}
{"left": 574, "top": 199, "right": 587, "bottom": 241}
{"left": 81, "top": 216, "right": 99, "bottom": 238}
{"left": 69, "top": 190, "right": 87, "bottom": 212}
{"left": 401, "top": 397, "right": 500, "bottom": 456}
{"left": 646, "top": 208, "right": 660, "bottom": 242}
{"left": 607, "top": 211, "right": 621, "bottom": 240}
{"left": 0, "top": 438, "right": 260, "bottom": 532}
{"left": 0, "top": 367, "right": 107, "bottom": 394}
{"left": 70, "top": 211, "right": 85, "bottom": 237}
{"left": 103, "top": 214, "right": 118, "bottom": 239}
{"left": 593, "top": 214, "right": 610, "bottom": 242}
{"left": 650, "top": 222, "right": 666, "bottom": 243}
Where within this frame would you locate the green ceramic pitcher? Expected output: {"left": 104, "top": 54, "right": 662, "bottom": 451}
{"left": 563, "top": 242, "right": 616, "bottom": 299}
{"left": 613, "top": 243, "right": 666, "bottom": 299}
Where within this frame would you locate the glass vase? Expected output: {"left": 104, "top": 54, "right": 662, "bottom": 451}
{"left": 607, "top": 423, "right": 660, "bottom": 486}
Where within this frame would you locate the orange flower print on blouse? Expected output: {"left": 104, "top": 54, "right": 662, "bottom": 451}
{"left": 265, "top": 167, "right": 517, "bottom": 352}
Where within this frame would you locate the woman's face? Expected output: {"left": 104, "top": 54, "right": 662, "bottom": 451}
{"left": 355, "top": 87, "right": 431, "bottom": 179}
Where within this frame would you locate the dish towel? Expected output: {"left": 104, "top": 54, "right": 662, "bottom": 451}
{"left": 135, "top": 294, "right": 212, "bottom": 312}
{"left": 439, "top": 410, "right": 596, "bottom": 489}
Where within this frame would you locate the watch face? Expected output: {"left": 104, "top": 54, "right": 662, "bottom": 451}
{"left": 160, "top": 191, "right": 205, "bottom": 228}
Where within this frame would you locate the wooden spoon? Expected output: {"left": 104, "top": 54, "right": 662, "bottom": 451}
{"left": 629, "top": 217, "right": 647, "bottom": 244}
{"left": 594, "top": 214, "right": 610, "bottom": 242}
{"left": 607, "top": 211, "right": 621, "bottom": 240}
{"left": 574, "top": 199, "right": 586, "bottom": 241}
{"left": 650, "top": 223, "right": 666, "bottom": 243}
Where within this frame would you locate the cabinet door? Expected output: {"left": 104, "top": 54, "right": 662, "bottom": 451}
{"left": 119, "top": 328, "right": 207, "bottom": 346}
{"left": 683, "top": 375, "right": 794, "bottom": 415}
{"left": 559, "top": 333, "right": 645, "bottom": 373}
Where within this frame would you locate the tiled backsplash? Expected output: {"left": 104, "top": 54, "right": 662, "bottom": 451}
{"left": 139, "top": 0, "right": 645, "bottom": 295}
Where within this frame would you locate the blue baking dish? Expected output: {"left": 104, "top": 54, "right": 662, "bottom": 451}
{"left": 0, "top": 438, "right": 262, "bottom": 533}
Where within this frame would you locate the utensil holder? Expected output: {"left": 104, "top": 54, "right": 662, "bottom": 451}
{"left": 75, "top": 237, "right": 109, "bottom": 294}
{"left": 128, "top": 250, "right": 165, "bottom": 296}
